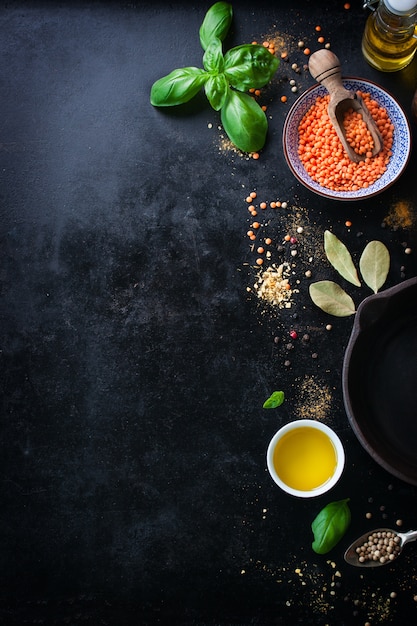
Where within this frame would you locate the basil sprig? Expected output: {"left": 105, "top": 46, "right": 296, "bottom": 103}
{"left": 150, "top": 2, "right": 279, "bottom": 152}
{"left": 311, "top": 498, "right": 351, "bottom": 555}
{"left": 263, "top": 391, "right": 285, "bottom": 409}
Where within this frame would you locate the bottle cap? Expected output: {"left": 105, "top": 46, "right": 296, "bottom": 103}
{"left": 385, "top": 0, "right": 417, "bottom": 15}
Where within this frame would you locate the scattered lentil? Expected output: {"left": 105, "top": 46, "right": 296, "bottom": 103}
{"left": 281, "top": 201, "right": 288, "bottom": 209}
{"left": 405, "top": 247, "right": 412, "bottom": 254}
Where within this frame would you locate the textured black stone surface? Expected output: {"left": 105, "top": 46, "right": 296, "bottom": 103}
{"left": 1, "top": 1, "right": 417, "bottom": 624}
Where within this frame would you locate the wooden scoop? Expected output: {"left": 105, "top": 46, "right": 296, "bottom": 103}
{"left": 308, "top": 49, "right": 383, "bottom": 163}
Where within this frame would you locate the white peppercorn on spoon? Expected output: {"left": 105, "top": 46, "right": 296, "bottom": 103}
{"left": 344, "top": 528, "right": 417, "bottom": 567}
{"left": 308, "top": 49, "right": 383, "bottom": 163}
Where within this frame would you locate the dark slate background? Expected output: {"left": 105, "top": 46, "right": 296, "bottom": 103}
{"left": 1, "top": 1, "right": 417, "bottom": 624}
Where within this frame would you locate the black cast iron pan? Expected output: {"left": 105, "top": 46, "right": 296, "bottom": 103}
{"left": 342, "top": 276, "right": 417, "bottom": 485}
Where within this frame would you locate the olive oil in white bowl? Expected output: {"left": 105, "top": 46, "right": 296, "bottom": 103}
{"left": 267, "top": 420, "right": 345, "bottom": 498}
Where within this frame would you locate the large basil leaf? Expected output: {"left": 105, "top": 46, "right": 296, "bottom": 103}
{"left": 205, "top": 73, "right": 228, "bottom": 111}
{"left": 199, "top": 1, "right": 233, "bottom": 52}
{"left": 224, "top": 44, "right": 279, "bottom": 91}
{"left": 150, "top": 67, "right": 208, "bottom": 106}
{"left": 220, "top": 89, "right": 267, "bottom": 152}
{"left": 203, "top": 37, "right": 224, "bottom": 73}
{"left": 312, "top": 498, "right": 351, "bottom": 555}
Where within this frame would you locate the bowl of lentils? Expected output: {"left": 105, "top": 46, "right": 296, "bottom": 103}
{"left": 282, "top": 77, "right": 411, "bottom": 201}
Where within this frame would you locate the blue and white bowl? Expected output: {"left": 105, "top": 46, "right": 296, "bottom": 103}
{"left": 283, "top": 78, "right": 411, "bottom": 201}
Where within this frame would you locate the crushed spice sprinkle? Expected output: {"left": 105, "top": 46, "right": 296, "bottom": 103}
{"left": 254, "top": 262, "right": 296, "bottom": 308}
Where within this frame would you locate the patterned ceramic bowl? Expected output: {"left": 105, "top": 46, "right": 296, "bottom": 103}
{"left": 282, "top": 78, "right": 411, "bottom": 201}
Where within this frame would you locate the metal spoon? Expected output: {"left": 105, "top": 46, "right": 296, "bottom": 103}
{"left": 308, "top": 49, "right": 383, "bottom": 163}
{"left": 344, "top": 528, "right": 417, "bottom": 567}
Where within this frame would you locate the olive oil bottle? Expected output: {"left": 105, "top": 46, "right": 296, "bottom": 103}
{"left": 362, "top": 0, "right": 417, "bottom": 71}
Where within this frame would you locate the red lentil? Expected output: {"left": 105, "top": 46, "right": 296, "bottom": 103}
{"left": 297, "top": 91, "right": 394, "bottom": 192}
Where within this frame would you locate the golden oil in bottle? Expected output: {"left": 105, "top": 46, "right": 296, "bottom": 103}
{"left": 362, "top": 0, "right": 417, "bottom": 72}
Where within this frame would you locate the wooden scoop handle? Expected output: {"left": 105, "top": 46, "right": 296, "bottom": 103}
{"left": 308, "top": 49, "right": 352, "bottom": 103}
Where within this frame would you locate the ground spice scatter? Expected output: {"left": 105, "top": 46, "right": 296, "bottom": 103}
{"left": 293, "top": 375, "right": 332, "bottom": 421}
{"left": 383, "top": 199, "right": 415, "bottom": 230}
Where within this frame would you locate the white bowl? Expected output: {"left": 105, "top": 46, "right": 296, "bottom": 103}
{"left": 267, "top": 419, "right": 345, "bottom": 498}
{"left": 282, "top": 78, "right": 411, "bottom": 201}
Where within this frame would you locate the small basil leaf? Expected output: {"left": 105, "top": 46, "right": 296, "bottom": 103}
{"left": 220, "top": 89, "right": 267, "bottom": 152}
{"left": 205, "top": 73, "right": 228, "bottom": 111}
{"left": 359, "top": 240, "right": 390, "bottom": 294}
{"left": 263, "top": 391, "right": 285, "bottom": 409}
{"left": 199, "top": 1, "right": 233, "bottom": 52}
{"left": 324, "top": 230, "right": 361, "bottom": 287}
{"left": 224, "top": 44, "right": 279, "bottom": 91}
{"left": 309, "top": 281, "right": 356, "bottom": 317}
{"left": 203, "top": 37, "right": 224, "bottom": 73}
{"left": 150, "top": 67, "right": 208, "bottom": 107}
{"left": 312, "top": 498, "right": 351, "bottom": 555}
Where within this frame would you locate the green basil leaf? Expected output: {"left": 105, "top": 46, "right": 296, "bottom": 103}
{"left": 199, "top": 1, "right": 233, "bottom": 52}
{"left": 205, "top": 73, "right": 228, "bottom": 111}
{"left": 309, "top": 281, "right": 356, "bottom": 317}
{"left": 263, "top": 391, "right": 285, "bottom": 409}
{"left": 203, "top": 37, "right": 224, "bottom": 73}
{"left": 324, "top": 230, "right": 361, "bottom": 287}
{"left": 312, "top": 498, "right": 351, "bottom": 555}
{"left": 150, "top": 67, "right": 208, "bottom": 107}
{"left": 220, "top": 89, "right": 267, "bottom": 152}
{"left": 359, "top": 240, "right": 390, "bottom": 294}
{"left": 224, "top": 44, "right": 279, "bottom": 91}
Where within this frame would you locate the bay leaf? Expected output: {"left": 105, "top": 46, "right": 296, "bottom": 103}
{"left": 324, "top": 230, "right": 361, "bottom": 287}
{"left": 309, "top": 281, "right": 356, "bottom": 317}
{"left": 359, "top": 240, "right": 390, "bottom": 293}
